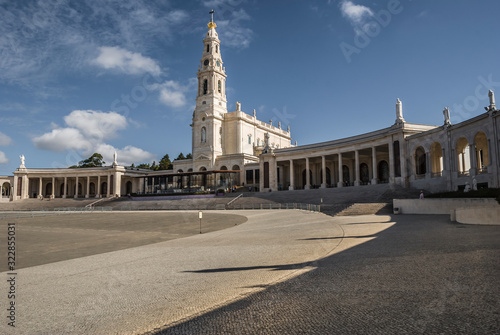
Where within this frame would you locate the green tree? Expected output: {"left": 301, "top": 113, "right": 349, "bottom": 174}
{"left": 186, "top": 153, "right": 192, "bottom": 159}
{"left": 176, "top": 152, "right": 186, "bottom": 160}
{"left": 75, "top": 153, "right": 105, "bottom": 168}
{"left": 159, "top": 154, "right": 173, "bottom": 170}
{"left": 136, "top": 163, "right": 151, "bottom": 169}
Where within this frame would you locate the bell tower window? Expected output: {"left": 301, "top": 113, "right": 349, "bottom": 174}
{"left": 218, "top": 80, "right": 221, "bottom": 93}
{"left": 216, "top": 45, "right": 218, "bottom": 53}
{"left": 203, "top": 79, "right": 208, "bottom": 95}
{"left": 206, "top": 44, "right": 210, "bottom": 53}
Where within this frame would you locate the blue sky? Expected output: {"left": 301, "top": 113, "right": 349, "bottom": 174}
{"left": 0, "top": 0, "right": 499, "bottom": 175}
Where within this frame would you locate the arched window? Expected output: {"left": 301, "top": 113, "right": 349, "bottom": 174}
{"left": 203, "top": 79, "right": 208, "bottom": 95}
{"left": 201, "top": 127, "right": 206, "bottom": 143}
{"left": 218, "top": 80, "right": 221, "bottom": 93}
{"left": 206, "top": 44, "right": 209, "bottom": 52}
{"left": 248, "top": 135, "right": 252, "bottom": 144}
{"left": 415, "top": 147, "right": 426, "bottom": 176}
{"left": 216, "top": 45, "right": 218, "bottom": 53}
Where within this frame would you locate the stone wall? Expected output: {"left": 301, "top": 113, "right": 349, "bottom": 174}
{"left": 393, "top": 198, "right": 498, "bottom": 214}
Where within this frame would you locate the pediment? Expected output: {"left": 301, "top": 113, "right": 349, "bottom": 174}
{"left": 196, "top": 154, "right": 210, "bottom": 161}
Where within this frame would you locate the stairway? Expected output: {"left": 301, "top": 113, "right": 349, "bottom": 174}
{"left": 336, "top": 203, "right": 393, "bottom": 216}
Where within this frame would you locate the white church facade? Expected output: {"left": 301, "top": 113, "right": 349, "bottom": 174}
{"left": 1, "top": 15, "right": 499, "bottom": 201}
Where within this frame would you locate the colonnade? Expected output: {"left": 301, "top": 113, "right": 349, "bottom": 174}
{"left": 13, "top": 172, "right": 123, "bottom": 200}
{"left": 260, "top": 140, "right": 406, "bottom": 192}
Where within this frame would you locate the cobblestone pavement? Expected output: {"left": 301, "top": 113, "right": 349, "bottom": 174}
{"left": 155, "top": 215, "right": 500, "bottom": 335}
{"left": 0, "top": 212, "right": 498, "bottom": 334}
{"left": 0, "top": 210, "right": 348, "bottom": 334}
{"left": 0, "top": 211, "right": 247, "bottom": 271}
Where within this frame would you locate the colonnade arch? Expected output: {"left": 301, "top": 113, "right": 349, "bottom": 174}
{"left": 474, "top": 131, "right": 489, "bottom": 172}
{"left": 415, "top": 146, "right": 426, "bottom": 176}
{"left": 430, "top": 142, "right": 443, "bottom": 176}
{"left": 2, "top": 182, "right": 11, "bottom": 197}
{"left": 456, "top": 137, "right": 470, "bottom": 175}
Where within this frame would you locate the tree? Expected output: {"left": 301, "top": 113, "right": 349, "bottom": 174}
{"left": 159, "top": 154, "right": 173, "bottom": 170}
{"left": 176, "top": 152, "right": 186, "bottom": 160}
{"left": 186, "top": 153, "right": 192, "bottom": 159}
{"left": 136, "top": 163, "right": 151, "bottom": 169}
{"left": 75, "top": 153, "right": 105, "bottom": 168}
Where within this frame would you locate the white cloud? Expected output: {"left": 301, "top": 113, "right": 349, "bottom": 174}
{"left": 0, "top": 1, "right": 187, "bottom": 88}
{"left": 158, "top": 81, "right": 188, "bottom": 108}
{"left": 0, "top": 151, "right": 8, "bottom": 164}
{"left": 96, "top": 143, "right": 155, "bottom": 166}
{"left": 340, "top": 1, "right": 373, "bottom": 24}
{"left": 33, "top": 128, "right": 92, "bottom": 152}
{"left": 64, "top": 110, "right": 127, "bottom": 140}
{"left": 152, "top": 78, "right": 197, "bottom": 108}
{"left": 32, "top": 109, "right": 154, "bottom": 166}
{"left": 339, "top": 1, "right": 375, "bottom": 35}
{"left": 93, "top": 46, "right": 161, "bottom": 76}
{"left": 0, "top": 132, "right": 13, "bottom": 146}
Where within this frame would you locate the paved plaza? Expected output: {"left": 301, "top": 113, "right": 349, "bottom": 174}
{"left": 0, "top": 210, "right": 498, "bottom": 334}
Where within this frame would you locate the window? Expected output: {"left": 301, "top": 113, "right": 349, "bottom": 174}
{"left": 201, "top": 127, "right": 206, "bottom": 143}
{"left": 216, "top": 45, "right": 218, "bottom": 53}
{"left": 248, "top": 135, "right": 252, "bottom": 144}
{"left": 218, "top": 80, "right": 221, "bottom": 93}
{"left": 257, "top": 138, "right": 260, "bottom": 146}
{"left": 203, "top": 79, "right": 208, "bottom": 95}
{"left": 206, "top": 44, "right": 209, "bottom": 52}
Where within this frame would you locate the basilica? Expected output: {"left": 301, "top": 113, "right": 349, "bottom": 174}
{"left": 1, "top": 15, "right": 499, "bottom": 201}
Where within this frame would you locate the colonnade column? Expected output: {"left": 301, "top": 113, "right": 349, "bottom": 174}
{"left": 469, "top": 144, "right": 477, "bottom": 176}
{"left": 38, "top": 177, "right": 42, "bottom": 198}
{"left": 354, "top": 150, "right": 360, "bottom": 186}
{"left": 107, "top": 174, "right": 111, "bottom": 197}
{"left": 86, "top": 177, "right": 90, "bottom": 198}
{"left": 372, "top": 147, "right": 378, "bottom": 185}
{"left": 74, "top": 176, "right": 79, "bottom": 198}
{"left": 97, "top": 176, "right": 101, "bottom": 198}
{"left": 388, "top": 141, "right": 395, "bottom": 183}
{"left": 399, "top": 139, "right": 407, "bottom": 184}
{"left": 289, "top": 159, "right": 294, "bottom": 190}
{"left": 51, "top": 177, "right": 55, "bottom": 197}
{"left": 321, "top": 156, "right": 327, "bottom": 188}
{"left": 337, "top": 153, "right": 343, "bottom": 188}
{"left": 63, "top": 177, "right": 67, "bottom": 198}
{"left": 305, "top": 157, "right": 310, "bottom": 189}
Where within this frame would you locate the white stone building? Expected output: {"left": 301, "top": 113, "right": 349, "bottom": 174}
{"left": 2, "top": 14, "right": 499, "bottom": 201}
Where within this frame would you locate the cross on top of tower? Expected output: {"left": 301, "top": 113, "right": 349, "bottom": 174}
{"left": 208, "top": 10, "right": 216, "bottom": 28}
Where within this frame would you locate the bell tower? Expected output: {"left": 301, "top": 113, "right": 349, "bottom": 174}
{"left": 191, "top": 10, "right": 227, "bottom": 168}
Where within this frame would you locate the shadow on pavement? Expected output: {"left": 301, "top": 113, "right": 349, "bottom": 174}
{"left": 146, "top": 214, "right": 500, "bottom": 335}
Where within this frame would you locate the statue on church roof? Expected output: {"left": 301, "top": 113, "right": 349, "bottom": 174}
{"left": 489, "top": 89, "right": 496, "bottom": 110}
{"left": 19, "top": 154, "right": 25, "bottom": 168}
{"left": 236, "top": 101, "right": 241, "bottom": 111}
{"left": 113, "top": 151, "right": 118, "bottom": 166}
{"left": 395, "top": 98, "right": 405, "bottom": 124}
{"left": 443, "top": 107, "right": 451, "bottom": 126}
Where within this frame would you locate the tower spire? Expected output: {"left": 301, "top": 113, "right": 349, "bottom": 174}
{"left": 208, "top": 10, "right": 216, "bottom": 28}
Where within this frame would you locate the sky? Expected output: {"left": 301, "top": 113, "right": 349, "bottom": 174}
{"left": 0, "top": 0, "right": 499, "bottom": 175}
